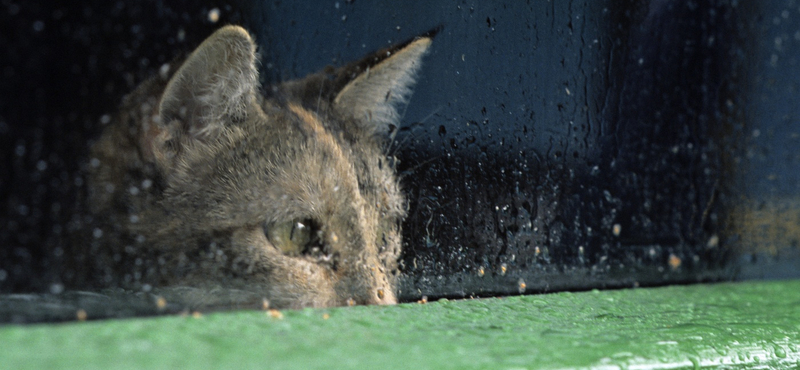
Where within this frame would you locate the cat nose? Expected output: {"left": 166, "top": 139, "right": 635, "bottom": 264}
{"left": 338, "top": 283, "right": 397, "bottom": 306}
{"left": 346, "top": 290, "right": 396, "bottom": 306}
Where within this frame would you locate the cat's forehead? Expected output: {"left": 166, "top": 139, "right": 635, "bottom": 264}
{"left": 285, "top": 102, "right": 329, "bottom": 135}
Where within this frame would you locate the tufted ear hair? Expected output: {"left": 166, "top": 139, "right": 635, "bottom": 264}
{"left": 333, "top": 34, "right": 434, "bottom": 136}
{"left": 159, "top": 25, "right": 259, "bottom": 140}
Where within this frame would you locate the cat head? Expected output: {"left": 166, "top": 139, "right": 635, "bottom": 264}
{"left": 122, "top": 25, "right": 433, "bottom": 307}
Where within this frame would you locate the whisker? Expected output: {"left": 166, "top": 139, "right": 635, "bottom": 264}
{"left": 418, "top": 105, "right": 442, "bottom": 124}
{"left": 388, "top": 106, "right": 442, "bottom": 157}
{"left": 316, "top": 79, "right": 325, "bottom": 114}
{"left": 389, "top": 130, "right": 416, "bottom": 157}
{"left": 398, "top": 154, "right": 442, "bottom": 180}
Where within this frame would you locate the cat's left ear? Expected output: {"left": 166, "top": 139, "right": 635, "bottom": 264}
{"left": 333, "top": 35, "right": 434, "bottom": 136}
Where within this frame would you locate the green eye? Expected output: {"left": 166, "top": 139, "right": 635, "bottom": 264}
{"left": 264, "top": 219, "right": 316, "bottom": 255}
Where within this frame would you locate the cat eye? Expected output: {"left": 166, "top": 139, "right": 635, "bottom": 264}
{"left": 263, "top": 219, "right": 319, "bottom": 255}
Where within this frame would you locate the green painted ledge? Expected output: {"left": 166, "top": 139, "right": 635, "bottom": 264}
{"left": 2, "top": 280, "right": 799, "bottom": 370}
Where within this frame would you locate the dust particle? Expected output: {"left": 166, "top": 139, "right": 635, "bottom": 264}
{"left": 155, "top": 296, "right": 167, "bottom": 310}
{"left": 706, "top": 235, "right": 719, "bottom": 248}
{"left": 668, "top": 254, "right": 682, "bottom": 270}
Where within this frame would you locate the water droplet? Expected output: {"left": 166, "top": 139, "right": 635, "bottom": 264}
{"left": 32, "top": 20, "right": 44, "bottom": 32}
{"left": 156, "top": 296, "right": 167, "bottom": 310}
{"left": 158, "top": 64, "right": 170, "bottom": 79}
{"left": 207, "top": 8, "right": 220, "bottom": 23}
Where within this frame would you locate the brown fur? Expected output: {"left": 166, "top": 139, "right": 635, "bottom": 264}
{"left": 76, "top": 26, "right": 433, "bottom": 308}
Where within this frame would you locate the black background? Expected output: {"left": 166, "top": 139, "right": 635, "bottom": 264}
{"left": 2, "top": 0, "right": 798, "bottom": 301}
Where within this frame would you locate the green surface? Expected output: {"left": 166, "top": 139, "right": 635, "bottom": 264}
{"left": 2, "top": 281, "right": 799, "bottom": 369}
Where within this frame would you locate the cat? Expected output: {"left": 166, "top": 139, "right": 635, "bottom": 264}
{"left": 74, "top": 25, "right": 434, "bottom": 309}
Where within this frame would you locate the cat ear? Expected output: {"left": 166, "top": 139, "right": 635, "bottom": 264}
{"left": 159, "top": 25, "right": 259, "bottom": 139}
{"left": 333, "top": 36, "right": 433, "bottom": 136}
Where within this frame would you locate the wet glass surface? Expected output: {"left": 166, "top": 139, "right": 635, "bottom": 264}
{"left": 1, "top": 0, "right": 799, "bottom": 322}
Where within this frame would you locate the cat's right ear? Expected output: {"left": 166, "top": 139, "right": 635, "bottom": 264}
{"left": 331, "top": 28, "right": 438, "bottom": 137}
{"left": 158, "top": 25, "right": 259, "bottom": 141}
